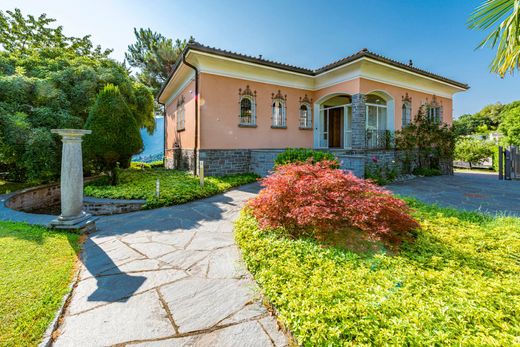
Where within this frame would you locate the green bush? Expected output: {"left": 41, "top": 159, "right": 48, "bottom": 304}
{"left": 454, "top": 137, "right": 495, "bottom": 169}
{"left": 130, "top": 160, "right": 164, "bottom": 170}
{"left": 84, "top": 84, "right": 143, "bottom": 185}
{"left": 84, "top": 168, "right": 258, "bottom": 208}
{"left": 235, "top": 203, "right": 520, "bottom": 346}
{"left": 412, "top": 167, "right": 442, "bottom": 176}
{"left": 274, "top": 148, "right": 338, "bottom": 167}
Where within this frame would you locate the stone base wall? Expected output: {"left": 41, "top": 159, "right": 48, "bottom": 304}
{"left": 166, "top": 148, "right": 196, "bottom": 172}
{"left": 199, "top": 149, "right": 251, "bottom": 176}
{"left": 163, "top": 148, "right": 451, "bottom": 179}
{"left": 250, "top": 150, "right": 284, "bottom": 176}
{"left": 336, "top": 155, "right": 366, "bottom": 177}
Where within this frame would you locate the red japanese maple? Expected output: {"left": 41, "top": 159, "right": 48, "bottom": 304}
{"left": 248, "top": 160, "right": 419, "bottom": 244}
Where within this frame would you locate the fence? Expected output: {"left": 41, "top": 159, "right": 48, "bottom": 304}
{"left": 498, "top": 146, "right": 520, "bottom": 180}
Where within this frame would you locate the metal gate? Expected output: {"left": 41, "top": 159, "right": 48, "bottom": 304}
{"left": 498, "top": 146, "right": 520, "bottom": 180}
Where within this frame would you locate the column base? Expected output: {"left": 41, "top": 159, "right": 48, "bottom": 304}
{"left": 49, "top": 212, "right": 98, "bottom": 233}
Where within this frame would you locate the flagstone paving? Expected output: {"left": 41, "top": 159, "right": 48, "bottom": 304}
{"left": 53, "top": 183, "right": 288, "bottom": 347}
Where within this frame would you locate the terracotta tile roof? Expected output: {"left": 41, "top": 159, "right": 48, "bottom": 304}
{"left": 158, "top": 41, "right": 469, "bottom": 100}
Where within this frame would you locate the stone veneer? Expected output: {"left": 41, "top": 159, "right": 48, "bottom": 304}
{"left": 166, "top": 146, "right": 452, "bottom": 178}
{"left": 351, "top": 94, "right": 367, "bottom": 149}
{"left": 199, "top": 149, "right": 251, "bottom": 176}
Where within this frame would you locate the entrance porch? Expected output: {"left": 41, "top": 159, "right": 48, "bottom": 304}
{"left": 313, "top": 92, "right": 395, "bottom": 150}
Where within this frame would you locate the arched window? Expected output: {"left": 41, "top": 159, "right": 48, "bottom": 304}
{"left": 402, "top": 93, "right": 412, "bottom": 127}
{"left": 176, "top": 95, "right": 185, "bottom": 131}
{"left": 299, "top": 94, "right": 313, "bottom": 129}
{"left": 271, "top": 90, "right": 287, "bottom": 128}
{"left": 365, "top": 94, "right": 387, "bottom": 131}
{"left": 365, "top": 94, "right": 388, "bottom": 149}
{"left": 238, "top": 85, "right": 256, "bottom": 126}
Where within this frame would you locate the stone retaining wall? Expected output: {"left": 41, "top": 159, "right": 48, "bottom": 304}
{"left": 83, "top": 197, "right": 146, "bottom": 215}
{"left": 5, "top": 178, "right": 145, "bottom": 216}
{"left": 5, "top": 182, "right": 61, "bottom": 212}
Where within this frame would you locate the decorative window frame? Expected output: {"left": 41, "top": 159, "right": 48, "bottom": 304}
{"left": 176, "top": 95, "right": 185, "bottom": 131}
{"left": 238, "top": 85, "right": 257, "bottom": 127}
{"left": 271, "top": 90, "right": 287, "bottom": 129}
{"left": 402, "top": 93, "right": 412, "bottom": 127}
{"left": 299, "top": 94, "right": 313, "bottom": 129}
{"left": 425, "top": 95, "right": 443, "bottom": 124}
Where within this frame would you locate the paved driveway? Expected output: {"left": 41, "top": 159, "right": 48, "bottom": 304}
{"left": 53, "top": 183, "right": 287, "bottom": 347}
{"left": 387, "top": 171, "right": 520, "bottom": 216}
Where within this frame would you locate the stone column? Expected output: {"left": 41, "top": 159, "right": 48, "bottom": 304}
{"left": 351, "top": 93, "right": 367, "bottom": 149}
{"left": 50, "top": 129, "right": 96, "bottom": 232}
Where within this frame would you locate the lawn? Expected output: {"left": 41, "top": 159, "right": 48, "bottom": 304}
{"left": 235, "top": 201, "right": 520, "bottom": 346}
{"left": 84, "top": 168, "right": 258, "bottom": 208}
{"left": 0, "top": 222, "right": 80, "bottom": 346}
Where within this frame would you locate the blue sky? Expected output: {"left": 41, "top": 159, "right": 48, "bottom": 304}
{"left": 3, "top": 0, "right": 519, "bottom": 117}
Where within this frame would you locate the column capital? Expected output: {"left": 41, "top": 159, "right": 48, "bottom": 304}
{"left": 51, "top": 129, "right": 92, "bottom": 142}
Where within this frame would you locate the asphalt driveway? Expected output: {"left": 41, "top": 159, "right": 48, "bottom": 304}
{"left": 387, "top": 171, "right": 520, "bottom": 216}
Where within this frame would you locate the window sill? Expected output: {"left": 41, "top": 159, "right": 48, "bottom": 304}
{"left": 177, "top": 128, "right": 185, "bottom": 132}
{"left": 238, "top": 124, "right": 257, "bottom": 128}
{"left": 299, "top": 127, "right": 313, "bottom": 130}
{"left": 271, "top": 125, "right": 287, "bottom": 129}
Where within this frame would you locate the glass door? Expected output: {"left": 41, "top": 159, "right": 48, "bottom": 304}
{"left": 344, "top": 106, "right": 352, "bottom": 149}
{"left": 319, "top": 109, "right": 329, "bottom": 148}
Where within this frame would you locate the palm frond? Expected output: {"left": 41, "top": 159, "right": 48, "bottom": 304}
{"left": 468, "top": 0, "right": 520, "bottom": 76}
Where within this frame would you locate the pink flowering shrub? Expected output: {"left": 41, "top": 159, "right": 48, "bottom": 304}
{"left": 248, "top": 161, "right": 419, "bottom": 244}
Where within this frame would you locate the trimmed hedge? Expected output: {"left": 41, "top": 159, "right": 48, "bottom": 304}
{"left": 274, "top": 148, "right": 338, "bottom": 167}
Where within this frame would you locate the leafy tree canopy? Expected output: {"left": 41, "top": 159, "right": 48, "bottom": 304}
{"left": 125, "top": 28, "right": 192, "bottom": 94}
{"left": 0, "top": 9, "right": 154, "bottom": 183}
{"left": 499, "top": 105, "right": 520, "bottom": 146}
{"left": 453, "top": 100, "right": 520, "bottom": 137}
{"left": 0, "top": 8, "right": 112, "bottom": 58}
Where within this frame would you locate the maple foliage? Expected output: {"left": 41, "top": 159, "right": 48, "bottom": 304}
{"left": 248, "top": 161, "right": 419, "bottom": 243}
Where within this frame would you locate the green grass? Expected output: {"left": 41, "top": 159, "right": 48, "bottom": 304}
{"left": 235, "top": 201, "right": 520, "bottom": 346}
{"left": 0, "top": 222, "right": 80, "bottom": 346}
{"left": 84, "top": 168, "right": 258, "bottom": 208}
{"left": 0, "top": 179, "right": 33, "bottom": 194}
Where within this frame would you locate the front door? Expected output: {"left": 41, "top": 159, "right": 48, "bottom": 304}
{"left": 328, "top": 107, "right": 342, "bottom": 148}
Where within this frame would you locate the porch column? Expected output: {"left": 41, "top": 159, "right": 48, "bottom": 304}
{"left": 351, "top": 93, "right": 366, "bottom": 149}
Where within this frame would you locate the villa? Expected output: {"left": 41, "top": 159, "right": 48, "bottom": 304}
{"left": 157, "top": 42, "right": 469, "bottom": 176}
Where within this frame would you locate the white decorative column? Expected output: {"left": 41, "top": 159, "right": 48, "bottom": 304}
{"left": 50, "top": 129, "right": 96, "bottom": 232}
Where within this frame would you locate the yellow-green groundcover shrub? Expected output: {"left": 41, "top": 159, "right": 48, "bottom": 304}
{"left": 235, "top": 201, "right": 520, "bottom": 346}
{"left": 85, "top": 168, "right": 258, "bottom": 208}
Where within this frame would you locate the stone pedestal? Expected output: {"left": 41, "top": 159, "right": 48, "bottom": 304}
{"left": 49, "top": 129, "right": 97, "bottom": 233}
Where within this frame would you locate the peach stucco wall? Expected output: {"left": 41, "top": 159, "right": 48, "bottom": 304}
{"left": 313, "top": 79, "right": 361, "bottom": 103}
{"left": 359, "top": 78, "right": 453, "bottom": 129}
{"left": 164, "top": 74, "right": 454, "bottom": 151}
{"left": 165, "top": 79, "right": 197, "bottom": 150}
{"left": 199, "top": 73, "right": 314, "bottom": 149}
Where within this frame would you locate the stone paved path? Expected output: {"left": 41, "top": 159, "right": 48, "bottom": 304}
{"left": 53, "top": 183, "right": 288, "bottom": 347}
{"left": 387, "top": 171, "right": 520, "bottom": 216}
